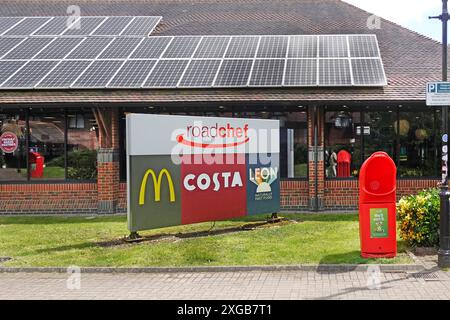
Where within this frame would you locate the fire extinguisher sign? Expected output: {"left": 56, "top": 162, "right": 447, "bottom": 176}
{"left": 370, "top": 208, "right": 388, "bottom": 238}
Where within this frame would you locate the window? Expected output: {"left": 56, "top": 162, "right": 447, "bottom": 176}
{"left": 396, "top": 106, "right": 438, "bottom": 177}
{"left": 67, "top": 111, "right": 98, "bottom": 180}
{"left": 29, "top": 110, "right": 66, "bottom": 180}
{"left": 275, "top": 112, "right": 308, "bottom": 178}
{"left": 325, "top": 109, "right": 361, "bottom": 178}
{"left": 325, "top": 105, "right": 440, "bottom": 179}
{"left": 0, "top": 111, "right": 27, "bottom": 181}
{"left": 0, "top": 108, "right": 98, "bottom": 182}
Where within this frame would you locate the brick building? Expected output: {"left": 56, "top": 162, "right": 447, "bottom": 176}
{"left": 0, "top": 0, "right": 444, "bottom": 214}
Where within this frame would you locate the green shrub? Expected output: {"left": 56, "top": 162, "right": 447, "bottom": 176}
{"left": 397, "top": 188, "right": 440, "bottom": 248}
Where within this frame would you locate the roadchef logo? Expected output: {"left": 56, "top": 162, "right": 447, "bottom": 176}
{"left": 176, "top": 123, "right": 250, "bottom": 148}
{"left": 249, "top": 167, "right": 278, "bottom": 201}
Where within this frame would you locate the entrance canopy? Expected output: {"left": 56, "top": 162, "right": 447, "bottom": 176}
{"left": 0, "top": 16, "right": 387, "bottom": 90}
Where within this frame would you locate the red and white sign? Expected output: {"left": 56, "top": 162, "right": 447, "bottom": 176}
{"left": 0, "top": 132, "right": 18, "bottom": 153}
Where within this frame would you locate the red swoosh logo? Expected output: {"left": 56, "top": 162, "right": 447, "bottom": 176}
{"left": 177, "top": 135, "right": 250, "bottom": 148}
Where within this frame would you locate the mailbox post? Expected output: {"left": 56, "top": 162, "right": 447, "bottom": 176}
{"left": 359, "top": 152, "right": 397, "bottom": 258}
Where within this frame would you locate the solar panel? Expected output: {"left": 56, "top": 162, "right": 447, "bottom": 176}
{"left": 0, "top": 37, "right": 25, "bottom": 58}
{"left": 319, "top": 59, "right": 352, "bottom": 86}
{"left": 349, "top": 35, "right": 379, "bottom": 58}
{"left": 319, "top": 35, "right": 348, "bottom": 58}
{"left": 0, "top": 31, "right": 387, "bottom": 89}
{"left": 108, "top": 60, "right": 157, "bottom": 88}
{"left": 1, "top": 60, "right": 57, "bottom": 88}
{"left": 143, "top": 60, "right": 189, "bottom": 88}
{"left": 66, "top": 37, "right": 114, "bottom": 59}
{"left": 33, "top": 17, "right": 71, "bottom": 36}
{"left": 92, "top": 16, "right": 134, "bottom": 36}
{"left": 214, "top": 59, "right": 253, "bottom": 87}
{"left": 0, "top": 17, "right": 23, "bottom": 35}
{"left": 351, "top": 59, "right": 386, "bottom": 85}
{"left": 99, "top": 37, "right": 143, "bottom": 59}
{"left": 288, "top": 36, "right": 317, "bottom": 58}
{"left": 36, "top": 60, "right": 91, "bottom": 88}
{"left": 249, "top": 59, "right": 285, "bottom": 86}
{"left": 3, "top": 37, "right": 54, "bottom": 59}
{"left": 193, "top": 37, "right": 230, "bottom": 59}
{"left": 62, "top": 17, "right": 106, "bottom": 36}
{"left": 0, "top": 60, "right": 27, "bottom": 85}
{"left": 225, "top": 36, "right": 259, "bottom": 58}
{"left": 162, "top": 37, "right": 201, "bottom": 58}
{"left": 34, "top": 37, "right": 84, "bottom": 59}
{"left": 178, "top": 59, "right": 221, "bottom": 87}
{"left": 257, "top": 36, "right": 288, "bottom": 58}
{"left": 4, "top": 17, "right": 50, "bottom": 35}
{"left": 72, "top": 60, "right": 124, "bottom": 88}
{"left": 121, "top": 16, "right": 161, "bottom": 36}
{"left": 130, "top": 37, "right": 172, "bottom": 58}
{"left": 284, "top": 59, "right": 317, "bottom": 86}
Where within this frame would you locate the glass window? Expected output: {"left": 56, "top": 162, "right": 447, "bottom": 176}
{"left": 363, "top": 108, "right": 397, "bottom": 162}
{"left": 67, "top": 111, "right": 98, "bottom": 180}
{"left": 325, "top": 109, "right": 361, "bottom": 178}
{"left": 29, "top": 110, "right": 66, "bottom": 180}
{"left": 0, "top": 111, "right": 27, "bottom": 181}
{"left": 397, "top": 107, "right": 438, "bottom": 177}
{"left": 275, "top": 112, "right": 308, "bottom": 178}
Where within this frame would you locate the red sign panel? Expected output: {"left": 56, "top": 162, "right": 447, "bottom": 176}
{"left": 180, "top": 154, "right": 247, "bottom": 225}
{"left": 0, "top": 132, "right": 18, "bottom": 153}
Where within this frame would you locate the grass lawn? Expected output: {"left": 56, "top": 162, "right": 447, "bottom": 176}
{"left": 0, "top": 213, "right": 412, "bottom": 267}
{"left": 20, "top": 166, "right": 65, "bottom": 179}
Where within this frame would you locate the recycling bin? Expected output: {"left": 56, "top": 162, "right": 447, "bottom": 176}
{"left": 29, "top": 151, "right": 44, "bottom": 178}
{"left": 359, "top": 151, "right": 397, "bottom": 258}
{"left": 337, "top": 150, "right": 351, "bottom": 177}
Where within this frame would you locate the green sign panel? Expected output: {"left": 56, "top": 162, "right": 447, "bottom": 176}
{"left": 370, "top": 208, "right": 388, "bottom": 238}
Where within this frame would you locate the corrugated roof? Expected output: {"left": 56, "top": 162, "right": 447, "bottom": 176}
{"left": 0, "top": 0, "right": 445, "bottom": 104}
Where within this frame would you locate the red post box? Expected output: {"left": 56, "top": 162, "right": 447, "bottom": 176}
{"left": 359, "top": 151, "right": 397, "bottom": 258}
{"left": 337, "top": 150, "right": 351, "bottom": 177}
{"left": 29, "top": 151, "right": 44, "bottom": 178}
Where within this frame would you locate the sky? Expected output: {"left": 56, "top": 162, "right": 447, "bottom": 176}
{"left": 343, "top": 0, "right": 443, "bottom": 41}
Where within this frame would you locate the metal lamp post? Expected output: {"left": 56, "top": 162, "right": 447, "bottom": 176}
{"left": 430, "top": 0, "right": 450, "bottom": 268}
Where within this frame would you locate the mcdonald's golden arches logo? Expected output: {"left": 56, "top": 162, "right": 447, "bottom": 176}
{"left": 139, "top": 168, "right": 176, "bottom": 205}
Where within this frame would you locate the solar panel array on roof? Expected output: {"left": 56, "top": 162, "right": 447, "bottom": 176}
{"left": 0, "top": 32, "right": 387, "bottom": 89}
{"left": 0, "top": 16, "right": 162, "bottom": 36}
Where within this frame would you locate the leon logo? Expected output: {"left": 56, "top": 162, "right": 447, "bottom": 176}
{"left": 249, "top": 167, "right": 278, "bottom": 200}
{"left": 176, "top": 123, "right": 249, "bottom": 149}
{"left": 139, "top": 169, "right": 176, "bottom": 205}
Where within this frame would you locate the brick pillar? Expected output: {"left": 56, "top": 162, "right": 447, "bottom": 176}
{"left": 308, "top": 106, "right": 325, "bottom": 210}
{"left": 95, "top": 107, "right": 120, "bottom": 214}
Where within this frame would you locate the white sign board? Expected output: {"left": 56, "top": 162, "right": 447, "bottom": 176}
{"left": 426, "top": 82, "right": 450, "bottom": 106}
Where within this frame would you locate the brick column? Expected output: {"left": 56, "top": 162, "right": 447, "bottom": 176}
{"left": 95, "top": 107, "right": 120, "bottom": 214}
{"left": 308, "top": 106, "right": 325, "bottom": 210}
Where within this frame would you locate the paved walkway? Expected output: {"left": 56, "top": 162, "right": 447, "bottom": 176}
{"left": 1, "top": 267, "right": 449, "bottom": 300}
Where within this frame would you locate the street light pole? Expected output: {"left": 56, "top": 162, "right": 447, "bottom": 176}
{"left": 430, "top": 0, "right": 450, "bottom": 268}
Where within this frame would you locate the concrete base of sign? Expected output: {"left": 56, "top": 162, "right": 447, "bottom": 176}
{"left": 438, "top": 249, "right": 450, "bottom": 268}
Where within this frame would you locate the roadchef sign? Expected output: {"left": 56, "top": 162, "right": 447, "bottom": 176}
{"left": 126, "top": 114, "right": 280, "bottom": 232}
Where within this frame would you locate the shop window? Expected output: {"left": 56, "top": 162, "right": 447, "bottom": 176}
{"left": 0, "top": 112, "right": 27, "bottom": 181}
{"left": 396, "top": 108, "right": 438, "bottom": 177}
{"left": 0, "top": 108, "right": 98, "bottom": 182}
{"left": 325, "top": 110, "right": 361, "bottom": 178}
{"left": 67, "top": 112, "right": 98, "bottom": 180}
{"left": 275, "top": 112, "right": 308, "bottom": 178}
{"left": 363, "top": 110, "right": 396, "bottom": 163}
{"left": 29, "top": 111, "right": 66, "bottom": 180}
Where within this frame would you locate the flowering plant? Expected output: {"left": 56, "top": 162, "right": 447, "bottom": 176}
{"left": 397, "top": 188, "right": 440, "bottom": 248}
